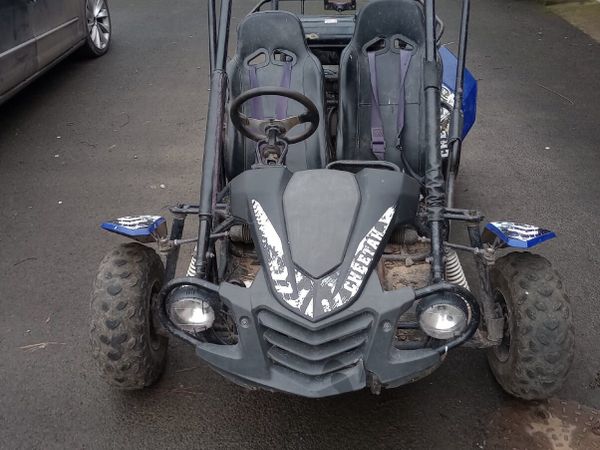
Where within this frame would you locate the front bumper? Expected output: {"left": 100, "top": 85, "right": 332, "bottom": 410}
{"left": 159, "top": 272, "right": 479, "bottom": 398}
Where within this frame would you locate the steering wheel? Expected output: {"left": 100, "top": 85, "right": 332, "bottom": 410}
{"left": 230, "top": 87, "right": 319, "bottom": 145}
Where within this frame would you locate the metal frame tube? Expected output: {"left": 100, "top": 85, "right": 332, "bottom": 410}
{"left": 208, "top": 0, "right": 217, "bottom": 73}
{"left": 424, "top": 0, "right": 436, "bottom": 61}
{"left": 446, "top": 0, "right": 470, "bottom": 208}
{"left": 195, "top": 0, "right": 232, "bottom": 279}
{"left": 165, "top": 213, "right": 186, "bottom": 281}
{"left": 467, "top": 223, "right": 503, "bottom": 343}
{"left": 253, "top": 0, "right": 333, "bottom": 13}
{"left": 423, "top": 0, "right": 445, "bottom": 282}
{"left": 453, "top": 0, "right": 470, "bottom": 130}
{"left": 215, "top": 0, "right": 232, "bottom": 72}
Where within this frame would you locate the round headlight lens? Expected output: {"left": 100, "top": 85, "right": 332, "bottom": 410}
{"left": 171, "top": 299, "right": 214, "bottom": 327}
{"left": 418, "top": 302, "right": 467, "bottom": 340}
{"left": 167, "top": 286, "right": 215, "bottom": 334}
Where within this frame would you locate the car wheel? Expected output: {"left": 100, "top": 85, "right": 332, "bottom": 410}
{"left": 82, "top": 0, "right": 111, "bottom": 57}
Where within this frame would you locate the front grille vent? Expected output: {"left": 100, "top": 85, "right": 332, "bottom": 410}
{"left": 257, "top": 310, "right": 373, "bottom": 377}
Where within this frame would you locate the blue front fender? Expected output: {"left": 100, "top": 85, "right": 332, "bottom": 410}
{"left": 484, "top": 222, "right": 556, "bottom": 249}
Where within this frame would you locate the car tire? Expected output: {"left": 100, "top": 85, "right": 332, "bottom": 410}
{"left": 90, "top": 243, "right": 168, "bottom": 389}
{"left": 487, "top": 252, "right": 574, "bottom": 400}
{"left": 82, "top": 0, "right": 111, "bottom": 57}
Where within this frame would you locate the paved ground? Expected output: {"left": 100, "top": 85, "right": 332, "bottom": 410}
{"left": 550, "top": 1, "right": 600, "bottom": 42}
{"left": 1, "top": 0, "right": 599, "bottom": 448}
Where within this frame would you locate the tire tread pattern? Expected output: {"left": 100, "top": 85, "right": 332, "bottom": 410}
{"left": 487, "top": 252, "right": 574, "bottom": 400}
{"left": 90, "top": 243, "right": 167, "bottom": 389}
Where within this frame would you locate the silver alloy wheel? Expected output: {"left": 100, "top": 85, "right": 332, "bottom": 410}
{"left": 86, "top": 0, "right": 110, "bottom": 50}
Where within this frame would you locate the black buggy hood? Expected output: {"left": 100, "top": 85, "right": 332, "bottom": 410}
{"left": 230, "top": 167, "right": 420, "bottom": 321}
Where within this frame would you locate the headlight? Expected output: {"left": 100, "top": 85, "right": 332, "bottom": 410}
{"left": 417, "top": 295, "right": 468, "bottom": 340}
{"left": 167, "top": 286, "right": 215, "bottom": 334}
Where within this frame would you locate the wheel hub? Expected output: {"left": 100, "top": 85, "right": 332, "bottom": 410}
{"left": 86, "top": 0, "right": 110, "bottom": 50}
{"left": 492, "top": 289, "right": 511, "bottom": 362}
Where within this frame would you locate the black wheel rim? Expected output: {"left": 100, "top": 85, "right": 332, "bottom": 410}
{"left": 493, "top": 289, "right": 511, "bottom": 363}
{"left": 147, "top": 282, "right": 163, "bottom": 352}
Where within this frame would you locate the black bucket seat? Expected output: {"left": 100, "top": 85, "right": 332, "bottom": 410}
{"left": 225, "top": 11, "right": 327, "bottom": 179}
{"left": 337, "top": 0, "right": 437, "bottom": 176}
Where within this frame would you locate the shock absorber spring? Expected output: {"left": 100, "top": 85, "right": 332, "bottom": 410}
{"left": 445, "top": 249, "right": 470, "bottom": 290}
{"left": 186, "top": 245, "right": 198, "bottom": 277}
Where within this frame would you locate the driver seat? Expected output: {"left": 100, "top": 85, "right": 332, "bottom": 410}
{"left": 225, "top": 11, "right": 327, "bottom": 179}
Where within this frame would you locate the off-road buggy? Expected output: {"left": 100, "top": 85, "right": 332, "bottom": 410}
{"left": 91, "top": 0, "right": 574, "bottom": 399}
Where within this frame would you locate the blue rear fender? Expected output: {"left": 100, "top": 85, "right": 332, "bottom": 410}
{"left": 440, "top": 47, "right": 477, "bottom": 139}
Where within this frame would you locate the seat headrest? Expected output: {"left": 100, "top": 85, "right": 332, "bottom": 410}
{"left": 236, "top": 11, "right": 311, "bottom": 58}
{"left": 353, "top": 0, "right": 425, "bottom": 48}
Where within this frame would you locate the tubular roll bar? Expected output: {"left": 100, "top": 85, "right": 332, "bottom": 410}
{"left": 194, "top": 0, "right": 471, "bottom": 284}
{"left": 253, "top": 0, "right": 312, "bottom": 13}
{"left": 423, "top": 0, "right": 471, "bottom": 282}
{"left": 422, "top": 0, "right": 445, "bottom": 283}
{"left": 207, "top": 0, "right": 217, "bottom": 73}
{"left": 195, "top": 0, "right": 232, "bottom": 277}
{"left": 446, "top": 0, "right": 470, "bottom": 209}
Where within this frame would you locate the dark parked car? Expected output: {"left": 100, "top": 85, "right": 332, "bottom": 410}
{"left": 0, "top": 0, "right": 111, "bottom": 105}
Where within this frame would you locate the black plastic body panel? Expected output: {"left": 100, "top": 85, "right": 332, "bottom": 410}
{"left": 229, "top": 166, "right": 420, "bottom": 321}
{"left": 283, "top": 169, "right": 360, "bottom": 278}
{"left": 192, "top": 272, "right": 441, "bottom": 398}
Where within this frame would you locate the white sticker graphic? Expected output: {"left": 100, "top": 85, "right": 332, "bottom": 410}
{"left": 252, "top": 199, "right": 395, "bottom": 319}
